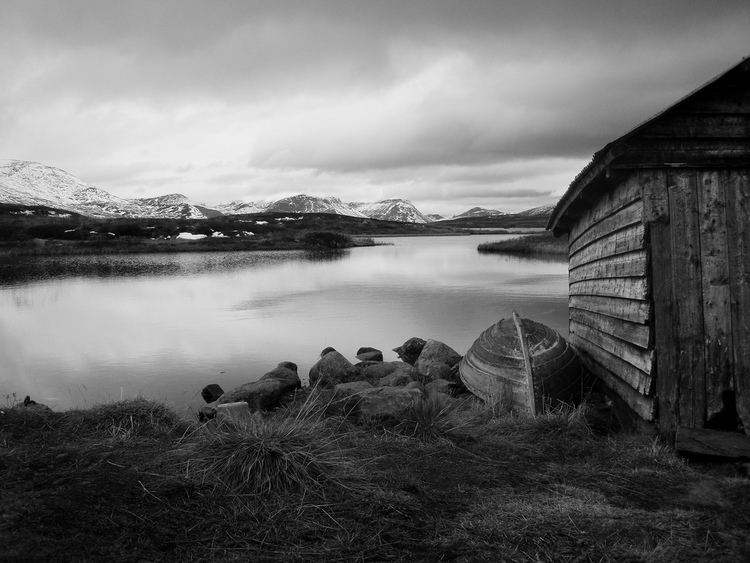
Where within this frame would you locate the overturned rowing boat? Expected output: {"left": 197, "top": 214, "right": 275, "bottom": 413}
{"left": 459, "top": 313, "right": 580, "bottom": 414}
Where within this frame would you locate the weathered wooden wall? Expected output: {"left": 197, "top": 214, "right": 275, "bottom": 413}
{"left": 566, "top": 172, "right": 655, "bottom": 420}
{"left": 645, "top": 168, "right": 750, "bottom": 435}
{"left": 556, "top": 59, "right": 750, "bottom": 438}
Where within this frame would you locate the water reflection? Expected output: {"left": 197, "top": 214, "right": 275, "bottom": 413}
{"left": 0, "top": 249, "right": 352, "bottom": 285}
{"left": 0, "top": 235, "right": 568, "bottom": 414}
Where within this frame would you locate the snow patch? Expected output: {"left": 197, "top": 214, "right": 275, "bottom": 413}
{"left": 176, "top": 232, "right": 207, "bottom": 240}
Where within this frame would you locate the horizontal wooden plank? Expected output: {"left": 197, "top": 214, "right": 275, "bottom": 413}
{"left": 675, "top": 427, "right": 750, "bottom": 458}
{"left": 575, "top": 348, "right": 656, "bottom": 421}
{"left": 569, "top": 333, "right": 652, "bottom": 394}
{"left": 641, "top": 114, "right": 750, "bottom": 139}
{"left": 569, "top": 201, "right": 643, "bottom": 255}
{"left": 569, "top": 308, "right": 650, "bottom": 348}
{"left": 570, "top": 321, "right": 653, "bottom": 374}
{"left": 569, "top": 295, "right": 650, "bottom": 324}
{"left": 569, "top": 174, "right": 642, "bottom": 242}
{"left": 569, "top": 224, "right": 645, "bottom": 269}
{"left": 616, "top": 142, "right": 750, "bottom": 168}
{"left": 568, "top": 251, "right": 648, "bottom": 284}
{"left": 569, "top": 277, "right": 648, "bottom": 300}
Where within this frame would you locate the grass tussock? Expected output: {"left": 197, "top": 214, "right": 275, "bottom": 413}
{"left": 180, "top": 390, "right": 358, "bottom": 497}
{"left": 58, "top": 398, "right": 188, "bottom": 440}
{"left": 478, "top": 230, "right": 567, "bottom": 257}
{"left": 394, "top": 392, "right": 458, "bottom": 441}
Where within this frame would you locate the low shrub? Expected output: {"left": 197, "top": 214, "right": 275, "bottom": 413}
{"left": 301, "top": 231, "right": 353, "bottom": 249}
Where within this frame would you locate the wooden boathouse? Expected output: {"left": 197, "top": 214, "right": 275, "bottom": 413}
{"left": 548, "top": 57, "right": 750, "bottom": 454}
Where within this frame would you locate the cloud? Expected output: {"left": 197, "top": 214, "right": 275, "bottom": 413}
{"left": 1, "top": 1, "right": 748, "bottom": 214}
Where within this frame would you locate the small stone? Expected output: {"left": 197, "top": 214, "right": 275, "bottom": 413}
{"left": 201, "top": 384, "right": 224, "bottom": 403}
{"left": 356, "top": 347, "right": 384, "bottom": 362}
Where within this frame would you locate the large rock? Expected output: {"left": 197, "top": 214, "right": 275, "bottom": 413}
{"left": 215, "top": 361, "right": 301, "bottom": 411}
{"left": 393, "top": 337, "right": 426, "bottom": 365}
{"left": 309, "top": 349, "right": 355, "bottom": 388}
{"left": 378, "top": 368, "right": 413, "bottom": 387}
{"left": 361, "top": 361, "right": 413, "bottom": 383}
{"left": 333, "top": 381, "right": 373, "bottom": 398}
{"left": 352, "top": 387, "right": 423, "bottom": 421}
{"left": 414, "top": 339, "right": 462, "bottom": 383}
{"left": 356, "top": 347, "right": 383, "bottom": 362}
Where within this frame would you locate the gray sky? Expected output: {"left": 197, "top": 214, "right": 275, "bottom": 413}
{"left": 1, "top": 1, "right": 748, "bottom": 214}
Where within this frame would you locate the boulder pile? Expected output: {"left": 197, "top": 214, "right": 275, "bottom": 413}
{"left": 198, "top": 337, "right": 468, "bottom": 423}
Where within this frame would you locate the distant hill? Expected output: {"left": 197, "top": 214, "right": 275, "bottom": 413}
{"left": 436, "top": 210, "right": 552, "bottom": 229}
{"left": 517, "top": 204, "right": 555, "bottom": 217}
{"left": 350, "top": 199, "right": 430, "bottom": 223}
{"left": 263, "top": 194, "right": 368, "bottom": 217}
{"left": 452, "top": 206, "right": 505, "bottom": 219}
{"left": 211, "top": 200, "right": 270, "bottom": 215}
{"left": 0, "top": 160, "right": 209, "bottom": 219}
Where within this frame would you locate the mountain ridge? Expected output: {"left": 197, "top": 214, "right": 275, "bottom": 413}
{"left": 1, "top": 160, "right": 556, "bottom": 222}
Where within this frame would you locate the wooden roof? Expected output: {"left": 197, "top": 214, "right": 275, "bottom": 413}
{"left": 548, "top": 56, "right": 750, "bottom": 234}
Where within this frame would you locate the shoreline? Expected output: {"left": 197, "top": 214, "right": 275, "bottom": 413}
{"left": 0, "top": 236, "right": 379, "bottom": 257}
{"left": 0, "top": 229, "right": 548, "bottom": 257}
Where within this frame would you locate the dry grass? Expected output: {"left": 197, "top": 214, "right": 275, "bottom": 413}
{"left": 2, "top": 395, "right": 750, "bottom": 561}
{"left": 478, "top": 231, "right": 568, "bottom": 257}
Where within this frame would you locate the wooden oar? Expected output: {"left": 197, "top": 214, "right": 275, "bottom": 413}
{"left": 513, "top": 311, "right": 537, "bottom": 415}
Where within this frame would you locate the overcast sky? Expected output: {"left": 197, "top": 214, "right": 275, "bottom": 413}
{"left": 1, "top": 1, "right": 748, "bottom": 215}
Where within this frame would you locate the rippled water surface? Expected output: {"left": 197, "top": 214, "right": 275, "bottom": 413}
{"left": 0, "top": 235, "right": 568, "bottom": 414}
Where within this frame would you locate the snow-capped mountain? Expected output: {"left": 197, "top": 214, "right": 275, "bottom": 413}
{"left": 0, "top": 160, "right": 208, "bottom": 219}
{"left": 516, "top": 204, "right": 555, "bottom": 217}
{"left": 264, "top": 194, "right": 368, "bottom": 218}
{"left": 212, "top": 200, "right": 271, "bottom": 215}
{"left": 425, "top": 213, "right": 446, "bottom": 222}
{"left": 453, "top": 207, "right": 506, "bottom": 219}
{"left": 350, "top": 199, "right": 430, "bottom": 223}
{"left": 131, "top": 193, "right": 207, "bottom": 219}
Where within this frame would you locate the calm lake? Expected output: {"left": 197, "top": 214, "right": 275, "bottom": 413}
{"left": 0, "top": 235, "right": 568, "bottom": 415}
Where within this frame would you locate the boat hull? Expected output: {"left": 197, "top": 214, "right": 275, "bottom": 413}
{"left": 459, "top": 317, "right": 580, "bottom": 412}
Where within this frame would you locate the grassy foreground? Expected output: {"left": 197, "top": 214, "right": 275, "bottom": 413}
{"left": 1, "top": 394, "right": 749, "bottom": 561}
{"left": 478, "top": 231, "right": 568, "bottom": 257}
